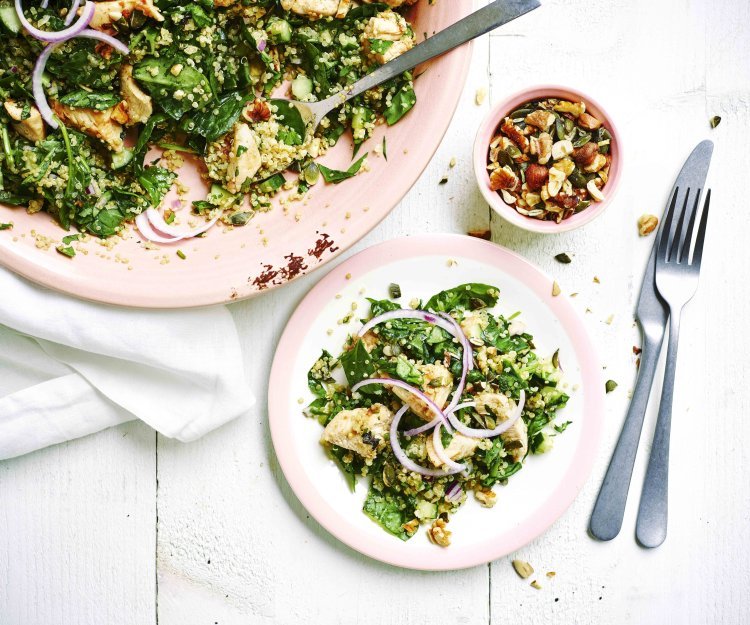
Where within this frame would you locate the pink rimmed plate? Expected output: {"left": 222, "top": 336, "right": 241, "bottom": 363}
{"left": 0, "top": 0, "right": 472, "bottom": 308}
{"left": 268, "top": 234, "right": 604, "bottom": 570}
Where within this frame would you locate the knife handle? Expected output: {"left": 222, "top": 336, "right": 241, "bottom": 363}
{"left": 589, "top": 327, "right": 663, "bottom": 541}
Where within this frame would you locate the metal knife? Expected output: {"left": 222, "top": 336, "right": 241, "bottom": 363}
{"left": 589, "top": 142, "right": 714, "bottom": 541}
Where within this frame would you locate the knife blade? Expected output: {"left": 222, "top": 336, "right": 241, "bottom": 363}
{"left": 589, "top": 141, "right": 713, "bottom": 541}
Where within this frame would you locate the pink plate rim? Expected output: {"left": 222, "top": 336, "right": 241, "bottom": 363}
{"left": 268, "top": 233, "right": 604, "bottom": 570}
{"left": 472, "top": 84, "right": 623, "bottom": 234}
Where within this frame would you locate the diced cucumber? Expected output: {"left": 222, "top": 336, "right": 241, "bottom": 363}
{"left": 256, "top": 173, "right": 285, "bottom": 194}
{"left": 534, "top": 432, "right": 554, "bottom": 454}
{"left": 415, "top": 499, "right": 437, "bottom": 520}
{"left": 207, "top": 183, "right": 236, "bottom": 204}
{"left": 111, "top": 148, "right": 133, "bottom": 170}
{"left": 0, "top": 5, "right": 22, "bottom": 35}
{"left": 266, "top": 18, "right": 291, "bottom": 44}
{"left": 291, "top": 75, "right": 313, "bottom": 100}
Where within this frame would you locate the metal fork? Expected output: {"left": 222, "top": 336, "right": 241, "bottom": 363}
{"left": 635, "top": 186, "right": 712, "bottom": 548}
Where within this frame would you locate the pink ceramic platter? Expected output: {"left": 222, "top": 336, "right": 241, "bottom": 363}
{"left": 0, "top": 1, "right": 472, "bottom": 308}
{"left": 268, "top": 234, "right": 604, "bottom": 570}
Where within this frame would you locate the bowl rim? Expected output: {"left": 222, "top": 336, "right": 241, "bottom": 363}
{"left": 472, "top": 84, "right": 623, "bottom": 234}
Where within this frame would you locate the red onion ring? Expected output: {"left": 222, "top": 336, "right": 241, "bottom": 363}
{"left": 389, "top": 406, "right": 463, "bottom": 477}
{"left": 76, "top": 28, "right": 129, "bottom": 55}
{"left": 15, "top": 0, "right": 94, "bottom": 42}
{"left": 431, "top": 422, "right": 466, "bottom": 473}
{"left": 444, "top": 481, "right": 463, "bottom": 503}
{"left": 357, "top": 309, "right": 457, "bottom": 341}
{"left": 351, "top": 377, "right": 451, "bottom": 431}
{"left": 135, "top": 212, "right": 184, "bottom": 244}
{"left": 145, "top": 207, "right": 219, "bottom": 239}
{"left": 446, "top": 391, "right": 526, "bottom": 439}
{"left": 64, "top": 0, "right": 82, "bottom": 26}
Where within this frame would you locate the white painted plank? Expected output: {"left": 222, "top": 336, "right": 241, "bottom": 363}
{"left": 155, "top": 30, "right": 493, "bottom": 625}
{"left": 488, "top": 0, "right": 750, "bottom": 623}
{"left": 0, "top": 422, "right": 156, "bottom": 625}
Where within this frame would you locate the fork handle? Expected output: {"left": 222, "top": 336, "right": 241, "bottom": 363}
{"left": 336, "top": 0, "right": 539, "bottom": 103}
{"left": 589, "top": 326, "right": 664, "bottom": 541}
{"left": 636, "top": 311, "right": 682, "bottom": 548}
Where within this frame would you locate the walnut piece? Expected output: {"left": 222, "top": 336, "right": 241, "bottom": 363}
{"left": 427, "top": 518, "right": 451, "bottom": 547}
{"left": 474, "top": 488, "right": 497, "bottom": 508}
{"left": 638, "top": 214, "right": 659, "bottom": 236}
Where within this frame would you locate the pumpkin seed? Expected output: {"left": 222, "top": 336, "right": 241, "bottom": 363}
{"left": 555, "top": 117, "right": 565, "bottom": 141}
{"left": 512, "top": 559, "right": 535, "bottom": 579}
{"left": 554, "top": 252, "right": 572, "bottom": 264}
{"left": 710, "top": 115, "right": 721, "bottom": 128}
{"left": 605, "top": 379, "right": 618, "bottom": 393}
{"left": 575, "top": 200, "right": 591, "bottom": 212}
{"left": 573, "top": 132, "right": 591, "bottom": 148}
{"left": 569, "top": 170, "right": 587, "bottom": 188}
{"left": 497, "top": 150, "right": 513, "bottom": 168}
{"left": 509, "top": 107, "right": 534, "bottom": 118}
{"left": 506, "top": 145, "right": 522, "bottom": 159}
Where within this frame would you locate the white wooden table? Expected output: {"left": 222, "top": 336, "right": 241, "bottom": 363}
{"left": 2, "top": 0, "right": 749, "bottom": 623}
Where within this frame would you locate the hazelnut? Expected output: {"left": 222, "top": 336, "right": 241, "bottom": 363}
{"left": 552, "top": 192, "right": 579, "bottom": 210}
{"left": 489, "top": 166, "right": 519, "bottom": 192}
{"left": 638, "top": 214, "right": 659, "bottom": 236}
{"left": 572, "top": 141, "right": 599, "bottom": 167}
{"left": 525, "top": 164, "right": 549, "bottom": 191}
{"left": 578, "top": 112, "right": 602, "bottom": 130}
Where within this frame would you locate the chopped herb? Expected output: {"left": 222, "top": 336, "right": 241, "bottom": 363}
{"left": 318, "top": 153, "right": 367, "bottom": 184}
{"left": 605, "top": 379, "right": 618, "bottom": 393}
{"left": 62, "top": 233, "right": 82, "bottom": 244}
{"left": 554, "top": 421, "right": 572, "bottom": 433}
{"left": 388, "top": 283, "right": 401, "bottom": 299}
{"left": 0, "top": 222, "right": 13, "bottom": 230}
{"left": 382, "top": 136, "right": 388, "bottom": 161}
{"left": 56, "top": 244, "right": 76, "bottom": 258}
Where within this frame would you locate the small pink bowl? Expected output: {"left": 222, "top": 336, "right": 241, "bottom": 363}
{"left": 473, "top": 85, "right": 623, "bottom": 234}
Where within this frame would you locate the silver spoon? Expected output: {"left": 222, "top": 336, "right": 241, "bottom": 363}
{"left": 259, "top": 0, "right": 540, "bottom": 179}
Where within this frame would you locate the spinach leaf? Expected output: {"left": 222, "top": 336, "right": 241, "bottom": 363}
{"left": 270, "top": 99, "right": 307, "bottom": 142}
{"left": 182, "top": 91, "right": 251, "bottom": 142}
{"left": 384, "top": 80, "right": 416, "bottom": 125}
{"left": 377, "top": 354, "right": 423, "bottom": 386}
{"left": 0, "top": 189, "right": 33, "bottom": 205}
{"left": 425, "top": 284, "right": 500, "bottom": 313}
{"left": 340, "top": 339, "right": 376, "bottom": 388}
{"left": 363, "top": 487, "right": 413, "bottom": 541}
{"left": 308, "top": 350, "right": 337, "bottom": 398}
{"left": 133, "top": 56, "right": 210, "bottom": 120}
{"left": 59, "top": 90, "right": 120, "bottom": 111}
{"left": 368, "top": 39, "right": 394, "bottom": 55}
{"left": 137, "top": 166, "right": 176, "bottom": 206}
{"left": 318, "top": 153, "right": 367, "bottom": 184}
{"left": 346, "top": 3, "right": 389, "bottom": 20}
{"left": 476, "top": 437, "right": 522, "bottom": 487}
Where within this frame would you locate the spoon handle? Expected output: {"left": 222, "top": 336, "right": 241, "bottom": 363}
{"left": 332, "top": 0, "right": 539, "bottom": 106}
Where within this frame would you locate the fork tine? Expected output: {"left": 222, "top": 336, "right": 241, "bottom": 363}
{"left": 691, "top": 189, "right": 711, "bottom": 267}
{"left": 668, "top": 188, "right": 690, "bottom": 263}
{"left": 679, "top": 188, "right": 702, "bottom": 264}
{"left": 658, "top": 187, "right": 680, "bottom": 261}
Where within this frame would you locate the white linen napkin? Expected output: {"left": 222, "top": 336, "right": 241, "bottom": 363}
{"left": 0, "top": 267, "right": 253, "bottom": 460}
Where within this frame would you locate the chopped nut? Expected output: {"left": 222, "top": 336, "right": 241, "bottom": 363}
{"left": 525, "top": 110, "right": 555, "bottom": 131}
{"left": 530, "top": 580, "right": 542, "bottom": 590}
{"left": 512, "top": 559, "right": 534, "bottom": 579}
{"left": 572, "top": 142, "right": 598, "bottom": 167}
{"left": 551, "top": 140, "right": 574, "bottom": 161}
{"left": 474, "top": 488, "right": 497, "bottom": 508}
{"left": 475, "top": 87, "right": 487, "bottom": 106}
{"left": 593, "top": 276, "right": 600, "bottom": 283}
{"left": 546, "top": 571, "right": 556, "bottom": 578}
{"left": 525, "top": 164, "right": 549, "bottom": 191}
{"left": 489, "top": 166, "right": 519, "bottom": 192}
{"left": 501, "top": 118, "right": 529, "bottom": 152}
{"left": 402, "top": 518, "right": 419, "bottom": 535}
{"left": 449, "top": 157, "right": 457, "bottom": 168}
{"left": 427, "top": 518, "right": 451, "bottom": 547}
{"left": 638, "top": 214, "right": 659, "bottom": 236}
{"left": 578, "top": 112, "right": 602, "bottom": 130}
{"left": 551, "top": 281, "right": 561, "bottom": 296}
{"left": 468, "top": 229, "right": 491, "bottom": 240}
{"left": 553, "top": 100, "right": 585, "bottom": 117}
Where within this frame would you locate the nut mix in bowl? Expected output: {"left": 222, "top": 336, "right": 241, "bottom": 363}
{"left": 487, "top": 98, "right": 613, "bottom": 223}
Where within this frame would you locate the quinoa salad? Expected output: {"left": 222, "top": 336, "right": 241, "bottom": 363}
{"left": 0, "top": 0, "right": 419, "bottom": 244}
{"left": 305, "top": 283, "right": 571, "bottom": 546}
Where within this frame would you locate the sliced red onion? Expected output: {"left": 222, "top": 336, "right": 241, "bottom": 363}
{"left": 32, "top": 41, "right": 61, "bottom": 128}
{"left": 145, "top": 207, "right": 219, "bottom": 239}
{"left": 389, "top": 406, "right": 463, "bottom": 477}
{"left": 76, "top": 28, "right": 130, "bottom": 55}
{"left": 64, "top": 0, "right": 82, "bottom": 26}
{"left": 135, "top": 212, "right": 184, "bottom": 244}
{"left": 444, "top": 481, "right": 463, "bottom": 503}
{"left": 403, "top": 417, "right": 441, "bottom": 437}
{"left": 352, "top": 377, "right": 451, "bottom": 431}
{"left": 16, "top": 0, "right": 94, "bottom": 42}
{"left": 446, "top": 390, "right": 526, "bottom": 439}
{"left": 257, "top": 39, "right": 267, "bottom": 52}
{"left": 40, "top": 0, "right": 48, "bottom": 8}
{"left": 431, "top": 422, "right": 466, "bottom": 473}
{"left": 356, "top": 309, "right": 457, "bottom": 340}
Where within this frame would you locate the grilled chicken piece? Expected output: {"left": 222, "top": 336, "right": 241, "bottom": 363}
{"left": 475, "top": 392, "right": 528, "bottom": 462}
{"left": 50, "top": 100, "right": 128, "bottom": 152}
{"left": 86, "top": 0, "right": 163, "bottom": 30}
{"left": 321, "top": 404, "right": 394, "bottom": 461}
{"left": 120, "top": 64, "right": 152, "bottom": 126}
{"left": 226, "top": 123, "right": 262, "bottom": 193}
{"left": 425, "top": 432, "right": 479, "bottom": 467}
{"left": 4, "top": 100, "right": 45, "bottom": 142}
{"left": 390, "top": 363, "right": 452, "bottom": 422}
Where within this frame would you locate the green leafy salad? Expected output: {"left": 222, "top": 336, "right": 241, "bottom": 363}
{"left": 306, "top": 283, "right": 571, "bottom": 546}
{"left": 0, "top": 0, "right": 419, "bottom": 240}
